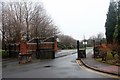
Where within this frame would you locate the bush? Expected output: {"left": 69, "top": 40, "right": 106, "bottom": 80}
{"left": 106, "top": 52, "right": 113, "bottom": 59}
{"left": 96, "top": 52, "right": 119, "bottom": 65}
{"left": 0, "top": 50, "right": 2, "bottom": 57}
{"left": 1, "top": 50, "right": 9, "bottom": 58}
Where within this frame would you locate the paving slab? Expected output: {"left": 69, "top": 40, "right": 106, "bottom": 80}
{"left": 80, "top": 49, "right": 120, "bottom": 76}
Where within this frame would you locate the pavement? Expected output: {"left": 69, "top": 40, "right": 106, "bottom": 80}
{"left": 79, "top": 49, "right": 120, "bottom": 76}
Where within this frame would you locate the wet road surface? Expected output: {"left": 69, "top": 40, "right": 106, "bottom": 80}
{"left": 2, "top": 50, "right": 118, "bottom": 79}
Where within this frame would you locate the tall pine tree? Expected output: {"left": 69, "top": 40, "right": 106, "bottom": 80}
{"left": 111, "top": 0, "right": 120, "bottom": 63}
{"left": 105, "top": 0, "right": 117, "bottom": 44}
{"left": 117, "top": 0, "right": 120, "bottom": 44}
{"left": 113, "top": 0, "right": 120, "bottom": 43}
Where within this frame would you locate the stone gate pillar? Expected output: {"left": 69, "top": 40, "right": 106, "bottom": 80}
{"left": 20, "top": 40, "right": 27, "bottom": 54}
{"left": 54, "top": 37, "right": 58, "bottom": 52}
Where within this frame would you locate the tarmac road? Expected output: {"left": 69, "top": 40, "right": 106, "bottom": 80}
{"left": 2, "top": 50, "right": 118, "bottom": 79}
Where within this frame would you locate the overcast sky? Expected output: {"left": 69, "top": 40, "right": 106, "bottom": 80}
{"left": 41, "top": 0, "right": 110, "bottom": 40}
{"left": 0, "top": 0, "right": 110, "bottom": 40}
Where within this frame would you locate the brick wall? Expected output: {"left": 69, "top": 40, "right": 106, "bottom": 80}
{"left": 7, "top": 37, "right": 58, "bottom": 54}
{"left": 27, "top": 42, "right": 54, "bottom": 52}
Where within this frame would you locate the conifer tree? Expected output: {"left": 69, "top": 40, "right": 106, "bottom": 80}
{"left": 105, "top": 0, "right": 117, "bottom": 44}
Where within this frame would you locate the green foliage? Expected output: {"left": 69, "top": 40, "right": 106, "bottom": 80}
{"left": 105, "top": 1, "right": 120, "bottom": 61}
{"left": 113, "top": 25, "right": 118, "bottom": 41}
{"left": 58, "top": 42, "right": 76, "bottom": 49}
{"left": 0, "top": 39, "right": 1, "bottom": 49}
{"left": 107, "top": 52, "right": 113, "bottom": 59}
{"left": 0, "top": 50, "right": 8, "bottom": 58}
{"left": 58, "top": 43, "right": 66, "bottom": 49}
{"left": 0, "top": 50, "right": 2, "bottom": 57}
{"left": 58, "top": 35, "right": 77, "bottom": 49}
{"left": 95, "top": 52, "right": 119, "bottom": 66}
{"left": 113, "top": 1, "right": 120, "bottom": 44}
{"left": 105, "top": 1, "right": 117, "bottom": 44}
{"left": 117, "top": 1, "right": 120, "bottom": 43}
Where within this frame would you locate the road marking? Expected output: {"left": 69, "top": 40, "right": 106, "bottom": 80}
{"left": 76, "top": 60, "right": 120, "bottom": 78}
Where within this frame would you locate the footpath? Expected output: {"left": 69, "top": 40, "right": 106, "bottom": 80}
{"left": 80, "top": 49, "right": 120, "bottom": 76}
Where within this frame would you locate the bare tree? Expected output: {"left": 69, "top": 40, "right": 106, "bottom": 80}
{"left": 29, "top": 3, "right": 60, "bottom": 38}
{"left": 0, "top": 29, "right": 1, "bottom": 49}
{"left": 1, "top": 2, "right": 25, "bottom": 44}
{"left": 58, "top": 34, "right": 76, "bottom": 49}
{"left": 1, "top": 1, "right": 60, "bottom": 47}
{"left": 97, "top": 32, "right": 104, "bottom": 40}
